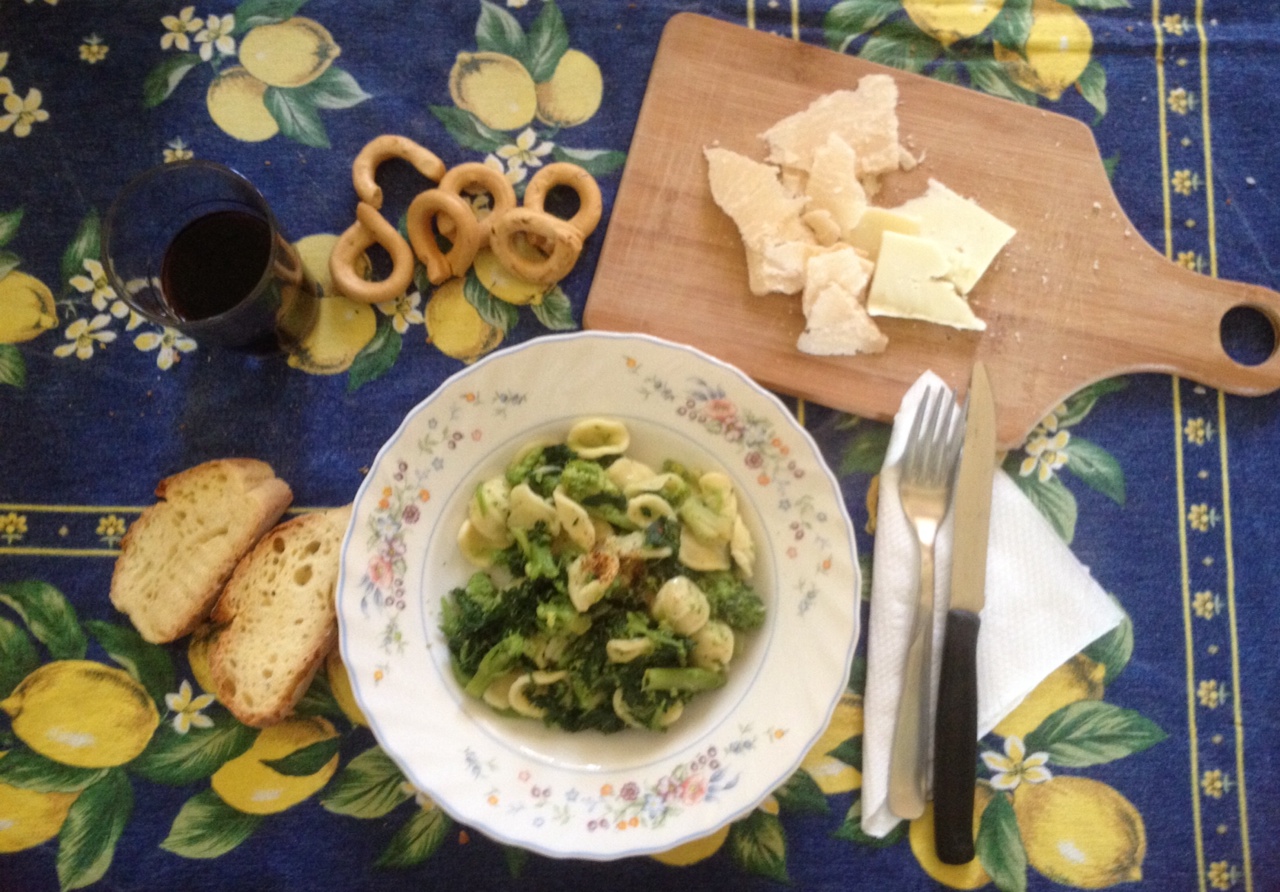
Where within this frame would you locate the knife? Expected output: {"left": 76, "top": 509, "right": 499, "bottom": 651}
{"left": 932, "top": 361, "right": 997, "bottom": 865}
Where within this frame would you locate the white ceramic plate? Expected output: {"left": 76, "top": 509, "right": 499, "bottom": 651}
{"left": 337, "top": 331, "right": 859, "bottom": 860}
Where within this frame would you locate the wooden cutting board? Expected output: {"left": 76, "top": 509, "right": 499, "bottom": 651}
{"left": 583, "top": 13, "right": 1280, "bottom": 448}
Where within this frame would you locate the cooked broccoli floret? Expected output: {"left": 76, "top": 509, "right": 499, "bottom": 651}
{"left": 512, "top": 524, "right": 559, "bottom": 580}
{"left": 506, "top": 443, "right": 576, "bottom": 496}
{"left": 694, "top": 570, "right": 766, "bottom": 630}
{"left": 463, "top": 633, "right": 525, "bottom": 698}
{"left": 560, "top": 458, "right": 621, "bottom": 502}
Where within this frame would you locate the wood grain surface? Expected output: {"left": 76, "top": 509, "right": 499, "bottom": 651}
{"left": 583, "top": 13, "right": 1280, "bottom": 448}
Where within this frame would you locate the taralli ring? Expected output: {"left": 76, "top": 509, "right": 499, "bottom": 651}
{"left": 405, "top": 188, "right": 484, "bottom": 286}
{"left": 522, "top": 162, "right": 603, "bottom": 238}
{"left": 329, "top": 202, "right": 417, "bottom": 305}
{"left": 351, "top": 135, "right": 447, "bottom": 210}
{"left": 438, "top": 162, "right": 518, "bottom": 239}
{"left": 490, "top": 208, "right": 584, "bottom": 286}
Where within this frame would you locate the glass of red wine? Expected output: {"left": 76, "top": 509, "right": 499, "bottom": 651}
{"left": 101, "top": 160, "right": 318, "bottom": 352}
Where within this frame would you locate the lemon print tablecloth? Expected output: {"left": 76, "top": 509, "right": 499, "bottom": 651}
{"left": 2, "top": 1, "right": 1278, "bottom": 890}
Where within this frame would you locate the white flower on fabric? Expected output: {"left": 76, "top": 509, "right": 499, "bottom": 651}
{"left": 54, "top": 314, "right": 116, "bottom": 359}
{"left": 497, "top": 128, "right": 554, "bottom": 170}
{"left": 194, "top": 14, "right": 235, "bottom": 62}
{"left": 69, "top": 258, "right": 119, "bottom": 308}
{"left": 160, "top": 7, "right": 204, "bottom": 52}
{"left": 378, "top": 291, "right": 424, "bottom": 334}
{"left": 165, "top": 679, "right": 215, "bottom": 733}
{"left": 135, "top": 326, "right": 197, "bottom": 369}
{"left": 483, "top": 152, "right": 526, "bottom": 187}
{"left": 982, "top": 735, "right": 1051, "bottom": 791}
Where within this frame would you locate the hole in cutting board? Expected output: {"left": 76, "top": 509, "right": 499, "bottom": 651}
{"left": 1219, "top": 305, "right": 1278, "bottom": 367}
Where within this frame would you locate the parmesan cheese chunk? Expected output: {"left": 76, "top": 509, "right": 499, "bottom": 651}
{"left": 866, "top": 231, "right": 986, "bottom": 331}
{"left": 804, "top": 134, "right": 868, "bottom": 241}
{"left": 705, "top": 146, "right": 816, "bottom": 295}
{"left": 761, "top": 75, "right": 902, "bottom": 178}
{"left": 797, "top": 247, "right": 887, "bottom": 356}
{"left": 892, "top": 179, "right": 1016, "bottom": 294}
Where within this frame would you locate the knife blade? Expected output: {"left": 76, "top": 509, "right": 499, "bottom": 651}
{"left": 932, "top": 361, "right": 997, "bottom": 865}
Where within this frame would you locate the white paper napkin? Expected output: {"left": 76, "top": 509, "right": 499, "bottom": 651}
{"left": 860, "top": 372, "right": 1125, "bottom": 838}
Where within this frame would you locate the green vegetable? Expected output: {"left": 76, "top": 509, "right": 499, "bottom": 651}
{"left": 464, "top": 633, "right": 525, "bottom": 698}
{"left": 695, "top": 570, "right": 767, "bottom": 630}
{"left": 642, "top": 666, "right": 727, "bottom": 693}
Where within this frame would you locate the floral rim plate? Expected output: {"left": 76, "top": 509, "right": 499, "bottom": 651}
{"left": 337, "top": 331, "right": 860, "bottom": 860}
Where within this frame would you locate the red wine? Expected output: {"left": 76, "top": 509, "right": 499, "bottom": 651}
{"left": 160, "top": 210, "right": 272, "bottom": 321}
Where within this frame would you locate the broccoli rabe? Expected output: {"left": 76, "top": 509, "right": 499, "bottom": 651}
{"left": 694, "top": 570, "right": 767, "bottom": 630}
{"left": 442, "top": 421, "right": 767, "bottom": 734}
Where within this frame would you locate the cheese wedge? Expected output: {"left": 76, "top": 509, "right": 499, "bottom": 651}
{"left": 866, "top": 231, "right": 986, "bottom": 331}
{"left": 797, "top": 246, "right": 886, "bottom": 356}
{"left": 892, "top": 179, "right": 1016, "bottom": 294}
{"left": 761, "top": 75, "right": 901, "bottom": 178}
{"left": 844, "top": 206, "right": 921, "bottom": 263}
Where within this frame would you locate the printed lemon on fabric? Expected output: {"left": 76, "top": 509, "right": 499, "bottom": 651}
{"left": 903, "top": 0, "right": 1006, "bottom": 46}
{"left": 210, "top": 716, "right": 340, "bottom": 815}
{"left": 0, "top": 270, "right": 57, "bottom": 343}
{"left": 1013, "top": 776, "right": 1146, "bottom": 887}
{"left": 237, "top": 18, "right": 339, "bottom": 88}
{"left": 0, "top": 757, "right": 79, "bottom": 854}
{"left": 2, "top": 660, "right": 160, "bottom": 768}
{"left": 798, "top": 691, "right": 862, "bottom": 795}
{"left": 993, "top": 0, "right": 1094, "bottom": 101}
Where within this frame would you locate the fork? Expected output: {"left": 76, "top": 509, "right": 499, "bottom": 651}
{"left": 887, "top": 384, "right": 965, "bottom": 821}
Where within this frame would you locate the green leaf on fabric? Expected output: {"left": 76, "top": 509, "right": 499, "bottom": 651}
{"left": 129, "top": 707, "right": 257, "bottom": 785}
{"left": 265, "top": 86, "right": 329, "bottom": 148}
{"left": 0, "top": 747, "right": 109, "bottom": 793}
{"left": 859, "top": 552, "right": 873, "bottom": 602}
{"left": 530, "top": 286, "right": 575, "bottom": 331}
{"left": 56, "top": 770, "right": 133, "bottom": 891}
{"left": 1076, "top": 60, "right": 1108, "bottom": 119}
{"left": 298, "top": 66, "right": 372, "bottom": 109}
{"left": 1056, "top": 376, "right": 1126, "bottom": 426}
{"left": 965, "top": 59, "right": 1039, "bottom": 105}
{"left": 1005, "top": 467, "right": 1077, "bottom": 543}
{"left": 525, "top": 0, "right": 569, "bottom": 82}
{"left": 321, "top": 745, "right": 411, "bottom": 818}
{"left": 931, "top": 60, "right": 961, "bottom": 84}
{"left": 161, "top": 789, "right": 263, "bottom": 859}
{"left": 1024, "top": 700, "right": 1167, "bottom": 767}
{"left": 829, "top": 735, "right": 863, "bottom": 770}
{"left": 233, "top": 0, "right": 309, "bottom": 33}
{"left": 728, "top": 809, "right": 788, "bottom": 882}
{"left": 262, "top": 735, "right": 340, "bottom": 776}
{"left": 858, "top": 19, "right": 940, "bottom": 73}
{"left": 0, "top": 207, "right": 23, "bottom": 247}
{"left": 772, "top": 769, "right": 831, "bottom": 815}
{"left": 0, "top": 580, "right": 87, "bottom": 660}
{"left": 976, "top": 792, "right": 1027, "bottom": 892}
{"left": 550, "top": 145, "right": 626, "bottom": 176}
{"left": 1063, "top": 435, "right": 1125, "bottom": 505}
{"left": 1083, "top": 606, "right": 1133, "bottom": 684}
{"left": 60, "top": 210, "right": 101, "bottom": 290}
{"left": 429, "top": 104, "right": 508, "bottom": 154}
{"left": 347, "top": 313, "right": 402, "bottom": 393}
{"left": 376, "top": 804, "right": 451, "bottom": 868}
{"left": 0, "top": 615, "right": 39, "bottom": 698}
{"left": 463, "top": 268, "right": 519, "bottom": 332}
{"left": 503, "top": 844, "right": 528, "bottom": 878}
{"left": 83, "top": 620, "right": 175, "bottom": 705}
{"left": 823, "top": 0, "right": 901, "bottom": 53}
{"left": 0, "top": 248, "right": 21, "bottom": 280}
{"left": 832, "top": 797, "right": 904, "bottom": 847}
{"left": 143, "top": 54, "right": 201, "bottom": 108}
{"left": 838, "top": 425, "right": 890, "bottom": 475}
{"left": 476, "top": 0, "right": 528, "bottom": 62}
{"left": 0, "top": 344, "right": 26, "bottom": 389}
{"left": 990, "top": 0, "right": 1033, "bottom": 53}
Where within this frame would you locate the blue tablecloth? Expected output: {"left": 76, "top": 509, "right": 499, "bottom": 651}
{"left": 2, "top": 1, "right": 1277, "bottom": 890}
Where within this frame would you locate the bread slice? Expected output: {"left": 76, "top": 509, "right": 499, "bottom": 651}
{"left": 208, "top": 505, "right": 353, "bottom": 727}
{"left": 110, "top": 459, "right": 293, "bottom": 643}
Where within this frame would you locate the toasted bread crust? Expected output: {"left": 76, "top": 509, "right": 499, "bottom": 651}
{"left": 209, "top": 505, "right": 352, "bottom": 727}
{"left": 109, "top": 459, "right": 292, "bottom": 643}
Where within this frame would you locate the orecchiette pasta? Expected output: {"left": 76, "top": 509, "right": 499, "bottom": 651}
{"left": 443, "top": 418, "right": 765, "bottom": 733}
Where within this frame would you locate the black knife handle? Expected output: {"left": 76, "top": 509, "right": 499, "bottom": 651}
{"left": 933, "top": 608, "right": 981, "bottom": 865}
